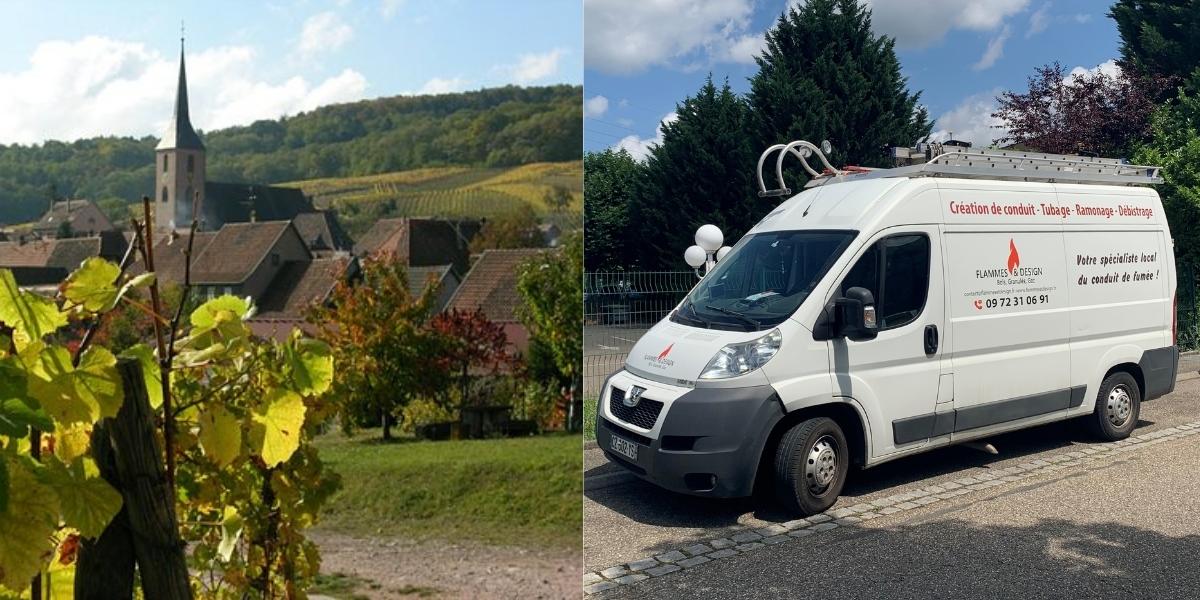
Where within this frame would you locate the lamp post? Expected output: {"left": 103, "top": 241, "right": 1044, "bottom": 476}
{"left": 684, "top": 224, "right": 733, "bottom": 279}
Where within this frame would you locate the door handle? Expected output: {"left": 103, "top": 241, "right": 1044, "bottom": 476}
{"left": 924, "top": 324, "right": 939, "bottom": 355}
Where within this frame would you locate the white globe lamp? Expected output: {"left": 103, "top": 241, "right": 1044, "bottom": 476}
{"left": 695, "top": 224, "right": 723, "bottom": 252}
{"left": 684, "top": 245, "right": 707, "bottom": 269}
{"left": 716, "top": 246, "right": 732, "bottom": 262}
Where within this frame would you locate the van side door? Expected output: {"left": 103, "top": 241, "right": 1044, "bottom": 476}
{"left": 943, "top": 228, "right": 1073, "bottom": 434}
{"left": 826, "top": 225, "right": 947, "bottom": 457}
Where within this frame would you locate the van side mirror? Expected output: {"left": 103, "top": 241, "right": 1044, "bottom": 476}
{"left": 836, "top": 287, "right": 878, "bottom": 341}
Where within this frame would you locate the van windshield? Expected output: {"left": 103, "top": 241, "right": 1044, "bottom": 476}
{"left": 674, "top": 230, "right": 856, "bottom": 331}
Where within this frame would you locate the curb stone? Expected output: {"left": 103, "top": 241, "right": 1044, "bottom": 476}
{"left": 583, "top": 418, "right": 1200, "bottom": 595}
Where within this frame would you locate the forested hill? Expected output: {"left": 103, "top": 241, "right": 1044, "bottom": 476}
{"left": 0, "top": 84, "right": 582, "bottom": 224}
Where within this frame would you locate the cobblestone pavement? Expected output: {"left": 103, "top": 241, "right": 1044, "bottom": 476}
{"left": 584, "top": 372, "right": 1200, "bottom": 597}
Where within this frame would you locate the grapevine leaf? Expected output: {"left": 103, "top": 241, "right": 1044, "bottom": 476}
{"left": 190, "top": 295, "right": 250, "bottom": 330}
{"left": 119, "top": 344, "right": 162, "bottom": 410}
{"left": 0, "top": 456, "right": 59, "bottom": 590}
{"left": 53, "top": 424, "right": 92, "bottom": 463}
{"left": 116, "top": 272, "right": 155, "bottom": 299}
{"left": 0, "top": 270, "right": 67, "bottom": 349}
{"left": 249, "top": 389, "right": 306, "bottom": 467}
{"left": 25, "top": 345, "right": 98, "bottom": 425}
{"left": 285, "top": 336, "right": 333, "bottom": 397}
{"left": 198, "top": 405, "right": 242, "bottom": 467}
{"left": 0, "top": 357, "right": 41, "bottom": 438}
{"left": 218, "top": 506, "right": 243, "bottom": 562}
{"left": 76, "top": 347, "right": 123, "bottom": 420}
{"left": 185, "top": 296, "right": 251, "bottom": 352}
{"left": 62, "top": 258, "right": 121, "bottom": 312}
{"left": 38, "top": 457, "right": 122, "bottom": 539}
{"left": 0, "top": 458, "right": 6, "bottom": 515}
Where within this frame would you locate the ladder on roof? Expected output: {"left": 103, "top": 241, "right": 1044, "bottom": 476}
{"left": 756, "top": 140, "right": 1163, "bottom": 196}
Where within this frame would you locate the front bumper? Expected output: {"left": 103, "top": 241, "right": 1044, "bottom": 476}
{"left": 595, "top": 372, "right": 784, "bottom": 497}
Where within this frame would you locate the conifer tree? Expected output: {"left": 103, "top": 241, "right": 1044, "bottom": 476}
{"left": 749, "top": 0, "right": 930, "bottom": 174}
{"left": 632, "top": 77, "right": 761, "bottom": 270}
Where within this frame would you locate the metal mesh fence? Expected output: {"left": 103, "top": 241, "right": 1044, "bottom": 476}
{"left": 584, "top": 270, "right": 695, "bottom": 396}
{"left": 1178, "top": 262, "right": 1198, "bottom": 352}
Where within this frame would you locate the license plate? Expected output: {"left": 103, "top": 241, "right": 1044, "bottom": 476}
{"left": 609, "top": 434, "right": 639, "bottom": 462}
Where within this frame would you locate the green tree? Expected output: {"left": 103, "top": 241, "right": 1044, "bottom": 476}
{"left": 634, "top": 77, "right": 762, "bottom": 270}
{"left": 749, "top": 0, "right": 931, "bottom": 171}
{"left": 516, "top": 233, "right": 582, "bottom": 430}
{"left": 1110, "top": 0, "right": 1200, "bottom": 86}
{"left": 1133, "top": 79, "right": 1200, "bottom": 267}
{"left": 469, "top": 204, "right": 545, "bottom": 252}
{"left": 582, "top": 148, "right": 640, "bottom": 270}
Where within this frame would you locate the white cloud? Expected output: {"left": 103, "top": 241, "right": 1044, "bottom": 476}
{"left": 863, "top": 0, "right": 1028, "bottom": 48}
{"left": 1027, "top": 3, "right": 1050, "bottom": 37}
{"left": 972, "top": 25, "right": 1010, "bottom": 71}
{"left": 381, "top": 0, "right": 405, "bottom": 20}
{"left": 1068, "top": 59, "right": 1120, "bottom": 80}
{"left": 297, "top": 12, "right": 354, "bottom": 58}
{"left": 929, "top": 89, "right": 1007, "bottom": 148}
{"left": 0, "top": 36, "right": 368, "bottom": 144}
{"left": 613, "top": 112, "right": 677, "bottom": 161}
{"left": 584, "top": 0, "right": 756, "bottom": 74}
{"left": 584, "top": 95, "right": 609, "bottom": 118}
{"left": 499, "top": 48, "right": 565, "bottom": 85}
{"left": 721, "top": 32, "right": 766, "bottom": 64}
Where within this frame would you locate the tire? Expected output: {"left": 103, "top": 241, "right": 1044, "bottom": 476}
{"left": 773, "top": 417, "right": 849, "bottom": 515}
{"left": 1086, "top": 371, "right": 1141, "bottom": 441}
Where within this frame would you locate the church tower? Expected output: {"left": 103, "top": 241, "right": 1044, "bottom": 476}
{"left": 155, "top": 36, "right": 206, "bottom": 233}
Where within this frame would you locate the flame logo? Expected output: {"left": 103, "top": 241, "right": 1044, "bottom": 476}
{"left": 1007, "top": 239, "right": 1020, "bottom": 273}
{"left": 658, "top": 344, "right": 674, "bottom": 360}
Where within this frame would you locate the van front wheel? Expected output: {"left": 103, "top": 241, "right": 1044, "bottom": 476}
{"left": 1087, "top": 372, "right": 1141, "bottom": 441}
{"left": 773, "top": 417, "right": 849, "bottom": 516}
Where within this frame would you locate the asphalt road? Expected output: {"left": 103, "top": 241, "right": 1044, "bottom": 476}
{"left": 585, "top": 373, "right": 1200, "bottom": 598}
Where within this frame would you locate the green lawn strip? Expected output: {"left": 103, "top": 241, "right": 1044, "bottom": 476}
{"left": 583, "top": 397, "right": 597, "bottom": 441}
{"left": 314, "top": 432, "right": 582, "bottom": 549}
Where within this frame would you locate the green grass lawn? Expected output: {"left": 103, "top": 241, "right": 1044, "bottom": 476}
{"left": 583, "top": 398, "right": 598, "bottom": 441}
{"left": 314, "top": 432, "right": 582, "bottom": 549}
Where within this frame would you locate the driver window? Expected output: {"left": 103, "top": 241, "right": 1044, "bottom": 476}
{"left": 840, "top": 233, "right": 930, "bottom": 331}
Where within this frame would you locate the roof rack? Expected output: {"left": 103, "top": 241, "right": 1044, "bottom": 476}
{"left": 756, "top": 140, "right": 1163, "bottom": 196}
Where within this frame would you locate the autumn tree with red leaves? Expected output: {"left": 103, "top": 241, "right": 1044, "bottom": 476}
{"left": 993, "top": 62, "right": 1159, "bottom": 157}
{"left": 430, "top": 308, "right": 513, "bottom": 409}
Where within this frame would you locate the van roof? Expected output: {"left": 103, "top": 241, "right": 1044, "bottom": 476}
{"left": 756, "top": 142, "right": 1161, "bottom": 199}
{"left": 807, "top": 146, "right": 1162, "bottom": 190}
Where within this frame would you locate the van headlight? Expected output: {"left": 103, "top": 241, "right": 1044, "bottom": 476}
{"left": 699, "top": 329, "right": 782, "bottom": 379}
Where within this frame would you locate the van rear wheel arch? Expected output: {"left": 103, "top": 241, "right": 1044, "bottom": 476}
{"left": 1102, "top": 362, "right": 1145, "bottom": 402}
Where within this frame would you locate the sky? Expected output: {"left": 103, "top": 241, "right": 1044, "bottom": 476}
{"left": 0, "top": 0, "right": 582, "bottom": 145}
{"left": 583, "top": 0, "right": 1123, "bottom": 159}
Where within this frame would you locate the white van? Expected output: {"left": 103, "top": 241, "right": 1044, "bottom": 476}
{"left": 595, "top": 142, "right": 1179, "bottom": 515}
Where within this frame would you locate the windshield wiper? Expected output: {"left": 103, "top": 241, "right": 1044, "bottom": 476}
{"left": 683, "top": 301, "right": 710, "bottom": 328}
{"left": 704, "top": 304, "right": 761, "bottom": 329}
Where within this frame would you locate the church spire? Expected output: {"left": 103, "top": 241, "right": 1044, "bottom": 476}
{"left": 156, "top": 30, "right": 205, "bottom": 151}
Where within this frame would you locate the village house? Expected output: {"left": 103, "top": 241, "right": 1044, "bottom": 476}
{"left": 446, "top": 248, "right": 552, "bottom": 355}
{"left": 31, "top": 199, "right": 116, "bottom": 238}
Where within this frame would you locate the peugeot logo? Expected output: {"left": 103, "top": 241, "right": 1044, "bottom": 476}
{"left": 623, "top": 386, "right": 646, "bottom": 408}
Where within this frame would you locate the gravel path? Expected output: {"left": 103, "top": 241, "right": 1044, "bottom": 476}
{"left": 310, "top": 530, "right": 581, "bottom": 599}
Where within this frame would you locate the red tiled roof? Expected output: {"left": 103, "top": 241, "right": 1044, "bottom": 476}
{"left": 0, "top": 237, "right": 101, "bottom": 270}
{"left": 447, "top": 248, "right": 547, "bottom": 323}
{"left": 257, "top": 257, "right": 354, "bottom": 318}
{"left": 190, "top": 221, "right": 299, "bottom": 283}
{"left": 353, "top": 218, "right": 408, "bottom": 258}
